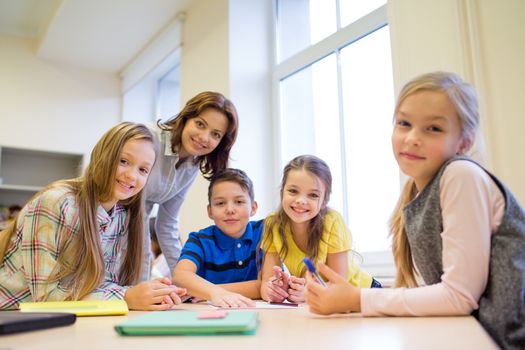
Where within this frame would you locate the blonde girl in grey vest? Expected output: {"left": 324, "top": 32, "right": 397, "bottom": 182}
{"left": 304, "top": 72, "right": 525, "bottom": 350}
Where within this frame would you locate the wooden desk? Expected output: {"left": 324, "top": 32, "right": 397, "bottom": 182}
{"left": 1, "top": 304, "right": 498, "bottom": 350}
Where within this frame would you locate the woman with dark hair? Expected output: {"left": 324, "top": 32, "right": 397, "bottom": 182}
{"left": 143, "top": 91, "right": 239, "bottom": 279}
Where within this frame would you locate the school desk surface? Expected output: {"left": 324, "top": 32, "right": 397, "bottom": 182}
{"left": 1, "top": 302, "right": 498, "bottom": 350}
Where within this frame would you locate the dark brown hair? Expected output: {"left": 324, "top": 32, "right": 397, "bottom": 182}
{"left": 159, "top": 91, "right": 239, "bottom": 180}
{"left": 208, "top": 168, "right": 255, "bottom": 204}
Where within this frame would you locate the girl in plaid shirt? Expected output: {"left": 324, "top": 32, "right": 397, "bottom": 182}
{"left": 0, "top": 122, "right": 186, "bottom": 310}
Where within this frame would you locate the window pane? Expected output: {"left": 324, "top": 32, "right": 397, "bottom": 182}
{"left": 340, "top": 26, "right": 398, "bottom": 252}
{"left": 339, "top": 0, "right": 386, "bottom": 27}
{"left": 277, "top": 0, "right": 336, "bottom": 62}
{"left": 157, "top": 65, "right": 180, "bottom": 119}
{"left": 279, "top": 54, "right": 344, "bottom": 212}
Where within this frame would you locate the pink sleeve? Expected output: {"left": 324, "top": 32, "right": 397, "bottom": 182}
{"left": 361, "top": 161, "right": 505, "bottom": 316}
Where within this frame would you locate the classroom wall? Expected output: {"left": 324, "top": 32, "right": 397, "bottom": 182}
{"left": 176, "top": 0, "right": 231, "bottom": 240}
{"left": 2, "top": 0, "right": 523, "bottom": 244}
{"left": 175, "top": 0, "right": 274, "bottom": 242}
{"left": 389, "top": 0, "right": 525, "bottom": 205}
{"left": 475, "top": 1, "right": 525, "bottom": 204}
{"left": 228, "top": 0, "right": 274, "bottom": 217}
{"left": 0, "top": 34, "right": 120, "bottom": 158}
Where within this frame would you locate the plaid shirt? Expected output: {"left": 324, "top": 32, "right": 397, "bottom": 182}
{"left": 0, "top": 186, "right": 130, "bottom": 310}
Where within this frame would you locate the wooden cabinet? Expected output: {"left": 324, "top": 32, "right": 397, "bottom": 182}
{"left": 0, "top": 146, "right": 83, "bottom": 228}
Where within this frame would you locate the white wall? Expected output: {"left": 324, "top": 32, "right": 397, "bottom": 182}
{"left": 175, "top": 0, "right": 274, "bottom": 242}
{"left": 2, "top": 0, "right": 523, "bottom": 242}
{"left": 0, "top": 35, "right": 120, "bottom": 158}
{"left": 475, "top": 1, "right": 525, "bottom": 204}
{"left": 176, "top": 0, "right": 231, "bottom": 240}
{"left": 389, "top": 0, "right": 525, "bottom": 205}
{"left": 228, "top": 0, "right": 274, "bottom": 218}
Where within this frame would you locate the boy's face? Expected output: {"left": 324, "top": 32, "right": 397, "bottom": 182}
{"left": 207, "top": 181, "right": 257, "bottom": 239}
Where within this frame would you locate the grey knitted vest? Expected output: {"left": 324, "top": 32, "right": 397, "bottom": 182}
{"left": 404, "top": 156, "right": 525, "bottom": 350}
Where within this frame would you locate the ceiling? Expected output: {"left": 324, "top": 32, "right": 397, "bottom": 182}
{"left": 0, "top": 0, "right": 194, "bottom": 73}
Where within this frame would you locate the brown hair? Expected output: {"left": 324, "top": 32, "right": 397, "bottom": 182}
{"left": 0, "top": 122, "right": 157, "bottom": 300}
{"left": 159, "top": 91, "right": 239, "bottom": 180}
{"left": 390, "top": 72, "right": 479, "bottom": 287}
{"left": 208, "top": 168, "right": 255, "bottom": 204}
{"left": 262, "top": 155, "right": 331, "bottom": 273}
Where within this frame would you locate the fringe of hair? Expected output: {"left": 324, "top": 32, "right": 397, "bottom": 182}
{"left": 390, "top": 179, "right": 418, "bottom": 288}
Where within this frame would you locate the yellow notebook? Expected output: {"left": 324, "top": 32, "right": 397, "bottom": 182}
{"left": 19, "top": 300, "right": 129, "bottom": 316}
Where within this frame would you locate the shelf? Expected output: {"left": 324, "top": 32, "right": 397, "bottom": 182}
{"left": 0, "top": 184, "right": 44, "bottom": 192}
{"left": 0, "top": 145, "right": 83, "bottom": 207}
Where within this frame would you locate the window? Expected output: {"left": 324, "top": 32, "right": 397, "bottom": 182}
{"left": 156, "top": 64, "right": 181, "bottom": 120}
{"left": 122, "top": 48, "right": 181, "bottom": 124}
{"left": 274, "top": 1, "right": 396, "bottom": 275}
{"left": 120, "top": 16, "right": 183, "bottom": 124}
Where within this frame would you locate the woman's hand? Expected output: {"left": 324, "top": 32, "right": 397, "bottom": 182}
{"left": 304, "top": 263, "right": 361, "bottom": 315}
{"left": 124, "top": 277, "right": 187, "bottom": 311}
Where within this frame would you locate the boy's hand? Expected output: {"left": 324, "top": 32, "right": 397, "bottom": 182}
{"left": 124, "top": 278, "right": 186, "bottom": 311}
{"left": 304, "top": 263, "right": 361, "bottom": 315}
{"left": 210, "top": 290, "right": 255, "bottom": 308}
{"left": 287, "top": 275, "right": 306, "bottom": 303}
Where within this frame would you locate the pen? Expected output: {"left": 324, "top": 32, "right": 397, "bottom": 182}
{"left": 269, "top": 301, "right": 299, "bottom": 307}
{"left": 302, "top": 257, "right": 327, "bottom": 287}
{"left": 281, "top": 263, "right": 291, "bottom": 276}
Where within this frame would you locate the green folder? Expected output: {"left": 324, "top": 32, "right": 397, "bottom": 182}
{"left": 114, "top": 310, "right": 259, "bottom": 336}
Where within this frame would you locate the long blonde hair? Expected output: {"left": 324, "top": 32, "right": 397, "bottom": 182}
{"left": 0, "top": 122, "right": 157, "bottom": 300}
{"left": 262, "top": 155, "right": 331, "bottom": 274}
{"left": 390, "top": 72, "right": 480, "bottom": 287}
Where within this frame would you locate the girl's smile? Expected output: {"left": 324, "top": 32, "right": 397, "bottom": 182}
{"left": 102, "top": 138, "right": 155, "bottom": 211}
{"left": 399, "top": 152, "right": 425, "bottom": 161}
{"left": 281, "top": 169, "right": 326, "bottom": 232}
{"left": 116, "top": 179, "right": 135, "bottom": 193}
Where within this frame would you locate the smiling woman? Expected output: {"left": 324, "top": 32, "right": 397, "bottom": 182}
{"left": 142, "top": 91, "right": 239, "bottom": 281}
{"left": 0, "top": 122, "right": 187, "bottom": 311}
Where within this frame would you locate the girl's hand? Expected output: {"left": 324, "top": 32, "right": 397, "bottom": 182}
{"left": 210, "top": 290, "right": 256, "bottom": 308}
{"left": 157, "top": 277, "right": 187, "bottom": 305}
{"left": 124, "top": 278, "right": 186, "bottom": 311}
{"left": 304, "top": 263, "right": 361, "bottom": 315}
{"left": 287, "top": 275, "right": 306, "bottom": 303}
{"left": 263, "top": 266, "right": 290, "bottom": 302}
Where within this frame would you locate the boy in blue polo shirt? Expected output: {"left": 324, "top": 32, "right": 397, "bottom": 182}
{"left": 173, "top": 168, "right": 262, "bottom": 308}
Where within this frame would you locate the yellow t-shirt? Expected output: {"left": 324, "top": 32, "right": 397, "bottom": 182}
{"left": 263, "top": 209, "right": 372, "bottom": 288}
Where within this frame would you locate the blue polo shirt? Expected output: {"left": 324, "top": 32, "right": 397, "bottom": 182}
{"left": 178, "top": 220, "right": 263, "bottom": 284}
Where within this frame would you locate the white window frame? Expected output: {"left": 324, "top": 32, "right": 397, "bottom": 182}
{"left": 272, "top": 4, "right": 395, "bottom": 281}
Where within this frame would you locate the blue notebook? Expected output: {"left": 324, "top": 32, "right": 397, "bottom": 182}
{"left": 114, "top": 310, "right": 258, "bottom": 336}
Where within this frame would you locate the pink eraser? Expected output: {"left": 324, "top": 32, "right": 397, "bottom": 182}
{"left": 197, "top": 310, "right": 229, "bottom": 319}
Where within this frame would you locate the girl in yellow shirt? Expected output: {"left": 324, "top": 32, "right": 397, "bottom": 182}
{"left": 260, "top": 155, "right": 378, "bottom": 303}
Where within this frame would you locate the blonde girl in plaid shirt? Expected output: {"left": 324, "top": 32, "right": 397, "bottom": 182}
{"left": 0, "top": 122, "right": 186, "bottom": 310}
